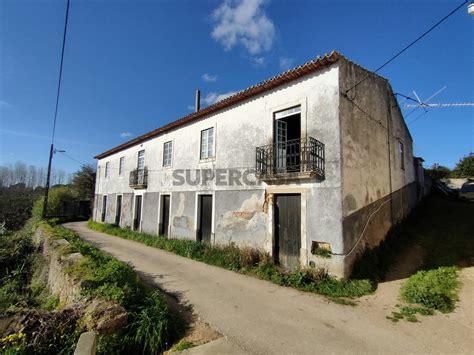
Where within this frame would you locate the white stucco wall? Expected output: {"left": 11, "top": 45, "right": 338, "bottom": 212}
{"left": 94, "top": 63, "right": 343, "bottom": 273}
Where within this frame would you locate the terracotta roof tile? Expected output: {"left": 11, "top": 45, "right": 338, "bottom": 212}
{"left": 95, "top": 51, "right": 342, "bottom": 159}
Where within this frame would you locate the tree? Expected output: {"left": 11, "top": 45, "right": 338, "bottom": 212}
{"left": 425, "top": 164, "right": 451, "bottom": 180}
{"left": 32, "top": 185, "right": 78, "bottom": 218}
{"left": 27, "top": 165, "right": 38, "bottom": 188}
{"left": 14, "top": 161, "right": 27, "bottom": 185}
{"left": 71, "top": 165, "right": 96, "bottom": 201}
{"left": 452, "top": 153, "right": 474, "bottom": 178}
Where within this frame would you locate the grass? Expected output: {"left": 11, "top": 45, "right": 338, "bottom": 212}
{"left": 170, "top": 339, "right": 194, "bottom": 352}
{"left": 41, "top": 221, "right": 185, "bottom": 354}
{"left": 400, "top": 266, "right": 460, "bottom": 313}
{"left": 87, "top": 220, "right": 374, "bottom": 300}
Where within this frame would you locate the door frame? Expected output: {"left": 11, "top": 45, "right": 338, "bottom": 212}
{"left": 269, "top": 99, "right": 307, "bottom": 144}
{"left": 195, "top": 192, "right": 215, "bottom": 243}
{"left": 132, "top": 192, "right": 144, "bottom": 232}
{"left": 158, "top": 192, "right": 172, "bottom": 237}
{"left": 267, "top": 187, "right": 307, "bottom": 267}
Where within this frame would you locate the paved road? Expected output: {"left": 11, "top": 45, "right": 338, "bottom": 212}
{"left": 65, "top": 222, "right": 473, "bottom": 355}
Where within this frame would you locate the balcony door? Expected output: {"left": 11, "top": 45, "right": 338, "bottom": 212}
{"left": 275, "top": 120, "right": 287, "bottom": 173}
{"left": 274, "top": 106, "right": 301, "bottom": 173}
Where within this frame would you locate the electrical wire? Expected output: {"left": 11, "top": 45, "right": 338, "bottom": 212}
{"left": 345, "top": 0, "right": 468, "bottom": 95}
{"left": 50, "top": 0, "right": 70, "bottom": 144}
{"left": 57, "top": 151, "right": 89, "bottom": 167}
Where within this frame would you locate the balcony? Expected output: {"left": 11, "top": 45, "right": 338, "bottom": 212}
{"left": 129, "top": 168, "right": 148, "bottom": 189}
{"left": 256, "top": 137, "right": 325, "bottom": 180}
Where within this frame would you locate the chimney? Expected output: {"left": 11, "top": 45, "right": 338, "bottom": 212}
{"left": 195, "top": 89, "right": 201, "bottom": 112}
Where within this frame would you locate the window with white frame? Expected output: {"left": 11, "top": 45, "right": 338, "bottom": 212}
{"left": 399, "top": 141, "right": 405, "bottom": 170}
{"left": 137, "top": 150, "right": 145, "bottom": 170}
{"left": 105, "top": 162, "right": 110, "bottom": 178}
{"left": 119, "top": 156, "right": 125, "bottom": 176}
{"left": 200, "top": 127, "right": 214, "bottom": 160}
{"left": 163, "top": 141, "right": 172, "bottom": 166}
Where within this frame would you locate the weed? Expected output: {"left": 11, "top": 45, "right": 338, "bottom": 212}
{"left": 400, "top": 266, "right": 460, "bottom": 313}
{"left": 126, "top": 291, "right": 178, "bottom": 354}
{"left": 87, "top": 220, "right": 375, "bottom": 300}
{"left": 171, "top": 339, "right": 194, "bottom": 351}
{"left": 312, "top": 247, "right": 332, "bottom": 258}
{"left": 42, "top": 223, "right": 184, "bottom": 353}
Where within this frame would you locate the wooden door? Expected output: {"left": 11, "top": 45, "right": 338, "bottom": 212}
{"left": 134, "top": 195, "right": 142, "bottom": 230}
{"left": 198, "top": 195, "right": 212, "bottom": 243}
{"left": 115, "top": 195, "right": 122, "bottom": 225}
{"left": 101, "top": 196, "right": 107, "bottom": 222}
{"left": 274, "top": 194, "right": 301, "bottom": 269}
{"left": 160, "top": 195, "right": 170, "bottom": 236}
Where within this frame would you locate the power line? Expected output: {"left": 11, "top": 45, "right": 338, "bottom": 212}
{"left": 57, "top": 150, "right": 89, "bottom": 167}
{"left": 51, "top": 0, "right": 71, "bottom": 143}
{"left": 345, "top": 0, "right": 468, "bottom": 95}
{"left": 43, "top": 0, "right": 71, "bottom": 218}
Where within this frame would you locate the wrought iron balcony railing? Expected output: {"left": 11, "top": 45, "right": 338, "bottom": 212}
{"left": 256, "top": 137, "right": 325, "bottom": 179}
{"left": 129, "top": 168, "right": 148, "bottom": 189}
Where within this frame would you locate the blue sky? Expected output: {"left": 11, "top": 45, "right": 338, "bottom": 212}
{"left": 1, "top": 0, "right": 473, "bottom": 173}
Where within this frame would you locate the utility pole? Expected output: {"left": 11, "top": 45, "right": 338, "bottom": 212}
{"left": 41, "top": 0, "right": 70, "bottom": 218}
{"left": 42, "top": 144, "right": 54, "bottom": 218}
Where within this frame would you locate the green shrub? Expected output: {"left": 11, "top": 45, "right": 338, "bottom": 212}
{"left": 43, "top": 223, "right": 183, "bottom": 352}
{"left": 32, "top": 186, "right": 78, "bottom": 218}
{"left": 400, "top": 266, "right": 460, "bottom": 312}
{"left": 87, "top": 220, "right": 375, "bottom": 300}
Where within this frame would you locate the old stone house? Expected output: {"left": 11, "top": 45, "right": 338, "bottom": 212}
{"left": 93, "top": 51, "right": 422, "bottom": 278}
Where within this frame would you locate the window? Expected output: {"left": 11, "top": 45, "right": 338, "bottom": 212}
{"left": 399, "top": 141, "right": 405, "bottom": 170}
{"left": 119, "top": 157, "right": 125, "bottom": 176}
{"left": 105, "top": 162, "right": 110, "bottom": 178}
{"left": 137, "top": 150, "right": 145, "bottom": 170}
{"left": 200, "top": 127, "right": 214, "bottom": 160}
{"left": 163, "top": 141, "right": 173, "bottom": 166}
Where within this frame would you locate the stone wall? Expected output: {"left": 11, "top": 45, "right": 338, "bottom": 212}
{"left": 33, "top": 227, "right": 84, "bottom": 306}
{"left": 32, "top": 225, "right": 127, "bottom": 335}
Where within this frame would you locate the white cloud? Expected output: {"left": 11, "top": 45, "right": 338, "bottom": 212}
{"left": 253, "top": 56, "right": 266, "bottom": 66}
{"left": 211, "top": 0, "right": 275, "bottom": 55}
{"left": 120, "top": 132, "right": 132, "bottom": 138}
{"left": 279, "top": 57, "right": 294, "bottom": 70}
{"left": 203, "top": 91, "right": 237, "bottom": 106}
{"left": 202, "top": 73, "right": 218, "bottom": 82}
{"left": 187, "top": 105, "right": 196, "bottom": 111}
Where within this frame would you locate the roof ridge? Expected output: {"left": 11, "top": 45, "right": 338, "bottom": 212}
{"left": 95, "top": 51, "right": 342, "bottom": 159}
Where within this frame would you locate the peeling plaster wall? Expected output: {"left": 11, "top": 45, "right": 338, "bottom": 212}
{"left": 215, "top": 190, "right": 269, "bottom": 250}
{"left": 171, "top": 191, "right": 196, "bottom": 240}
{"left": 142, "top": 192, "right": 159, "bottom": 234}
{"left": 94, "top": 64, "right": 344, "bottom": 274}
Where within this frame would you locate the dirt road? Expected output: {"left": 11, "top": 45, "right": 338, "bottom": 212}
{"left": 65, "top": 222, "right": 473, "bottom": 354}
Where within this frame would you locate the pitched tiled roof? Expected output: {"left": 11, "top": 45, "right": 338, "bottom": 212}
{"left": 95, "top": 51, "right": 342, "bottom": 159}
